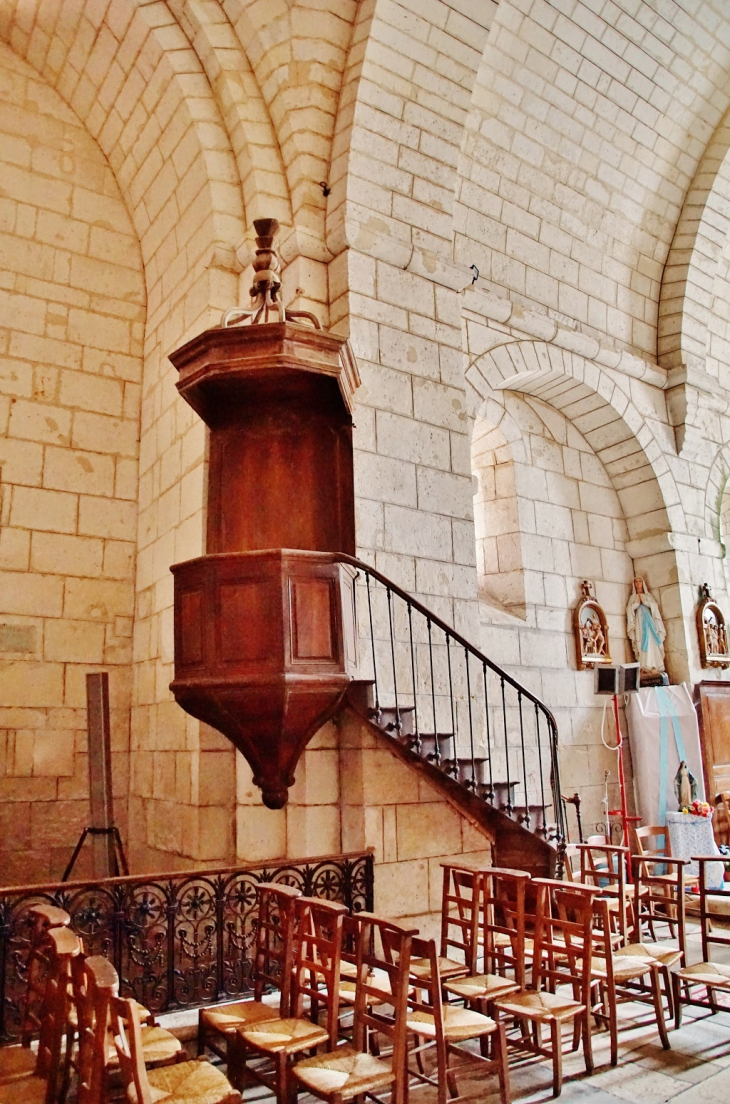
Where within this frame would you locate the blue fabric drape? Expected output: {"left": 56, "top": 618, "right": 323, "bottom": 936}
{"left": 656, "top": 686, "right": 688, "bottom": 825}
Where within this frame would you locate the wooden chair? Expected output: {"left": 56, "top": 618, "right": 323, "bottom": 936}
{"left": 293, "top": 913, "right": 416, "bottom": 1104}
{"left": 406, "top": 863, "right": 479, "bottom": 993}
{"left": 67, "top": 955, "right": 118, "bottom": 1104}
{"left": 61, "top": 948, "right": 182, "bottom": 1100}
{"left": 493, "top": 879, "right": 600, "bottom": 1098}
{"left": 625, "top": 853, "right": 687, "bottom": 1022}
{"left": 577, "top": 841, "right": 641, "bottom": 945}
{"left": 0, "top": 927, "right": 81, "bottom": 1104}
{"left": 406, "top": 934, "right": 510, "bottom": 1104}
{"left": 235, "top": 896, "right": 347, "bottom": 1103}
{"left": 635, "top": 826, "right": 698, "bottom": 935}
{"left": 674, "top": 854, "right": 730, "bottom": 1021}
{"left": 444, "top": 867, "right": 530, "bottom": 1012}
{"left": 0, "top": 906, "right": 70, "bottom": 1089}
{"left": 589, "top": 896, "right": 671, "bottom": 1067}
{"left": 563, "top": 845, "right": 581, "bottom": 883}
{"left": 111, "top": 995, "right": 240, "bottom": 1103}
{"left": 199, "top": 881, "right": 301, "bottom": 1073}
{"left": 714, "top": 792, "right": 730, "bottom": 846}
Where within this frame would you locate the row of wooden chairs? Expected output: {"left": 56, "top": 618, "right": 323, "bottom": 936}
{"left": 0, "top": 904, "right": 241, "bottom": 1104}
{"left": 5, "top": 843, "right": 729, "bottom": 1104}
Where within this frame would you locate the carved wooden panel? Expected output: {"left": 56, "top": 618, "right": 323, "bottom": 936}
{"left": 218, "top": 581, "right": 272, "bottom": 662}
{"left": 179, "top": 590, "right": 204, "bottom": 665}
{"left": 291, "top": 578, "right": 335, "bottom": 660}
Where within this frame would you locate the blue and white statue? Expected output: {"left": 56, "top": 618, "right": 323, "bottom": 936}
{"left": 626, "top": 577, "right": 666, "bottom": 675}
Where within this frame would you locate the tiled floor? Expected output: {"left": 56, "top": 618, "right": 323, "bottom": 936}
{"left": 159, "top": 922, "right": 730, "bottom": 1104}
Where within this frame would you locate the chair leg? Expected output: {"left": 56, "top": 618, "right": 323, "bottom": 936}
{"left": 495, "top": 1022, "right": 511, "bottom": 1104}
{"left": 650, "top": 969, "right": 670, "bottom": 1050}
{"left": 436, "top": 1035, "right": 450, "bottom": 1104}
{"left": 607, "top": 992, "right": 618, "bottom": 1068}
{"left": 672, "top": 974, "right": 682, "bottom": 1030}
{"left": 227, "top": 1032, "right": 250, "bottom": 1092}
{"left": 550, "top": 1019, "right": 563, "bottom": 1098}
{"left": 582, "top": 1009, "right": 594, "bottom": 1075}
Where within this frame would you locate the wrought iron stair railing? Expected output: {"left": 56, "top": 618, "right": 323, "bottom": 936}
{"left": 337, "top": 555, "right": 566, "bottom": 848}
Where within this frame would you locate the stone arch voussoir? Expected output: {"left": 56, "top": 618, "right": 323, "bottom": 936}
{"left": 466, "top": 339, "right": 685, "bottom": 545}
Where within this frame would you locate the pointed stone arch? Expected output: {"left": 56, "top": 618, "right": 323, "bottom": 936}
{"left": 466, "top": 340, "right": 684, "bottom": 548}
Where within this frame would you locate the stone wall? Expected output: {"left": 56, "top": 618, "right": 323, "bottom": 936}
{"left": 2, "top": 1, "right": 730, "bottom": 882}
{"left": 0, "top": 41, "right": 143, "bottom": 883}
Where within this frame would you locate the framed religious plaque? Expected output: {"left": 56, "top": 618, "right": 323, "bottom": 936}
{"left": 697, "top": 583, "right": 730, "bottom": 669}
{"left": 573, "top": 580, "right": 611, "bottom": 670}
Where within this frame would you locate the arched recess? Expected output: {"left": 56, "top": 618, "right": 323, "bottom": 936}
{"left": 466, "top": 340, "right": 684, "bottom": 547}
{"left": 471, "top": 400, "right": 526, "bottom": 619}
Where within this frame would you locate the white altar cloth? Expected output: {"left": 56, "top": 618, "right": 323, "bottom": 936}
{"left": 626, "top": 684, "right": 705, "bottom": 828}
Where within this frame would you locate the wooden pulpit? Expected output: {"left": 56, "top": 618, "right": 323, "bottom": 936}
{"left": 168, "top": 220, "right": 359, "bottom": 808}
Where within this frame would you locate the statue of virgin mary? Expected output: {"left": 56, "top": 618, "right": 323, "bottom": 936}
{"left": 626, "top": 577, "right": 666, "bottom": 674}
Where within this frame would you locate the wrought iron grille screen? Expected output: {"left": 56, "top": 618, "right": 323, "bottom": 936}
{"left": 0, "top": 850, "right": 373, "bottom": 1043}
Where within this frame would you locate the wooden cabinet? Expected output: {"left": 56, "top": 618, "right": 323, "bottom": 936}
{"left": 697, "top": 681, "right": 730, "bottom": 836}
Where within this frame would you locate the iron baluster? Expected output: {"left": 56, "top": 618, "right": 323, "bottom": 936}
{"left": 446, "top": 633, "right": 457, "bottom": 775}
{"left": 215, "top": 875, "right": 225, "bottom": 1000}
{"left": 407, "top": 603, "right": 420, "bottom": 753}
{"left": 166, "top": 887, "right": 177, "bottom": 1009}
{"left": 427, "top": 618, "right": 437, "bottom": 753}
{"left": 365, "top": 573, "right": 380, "bottom": 724}
{"left": 500, "top": 676, "right": 511, "bottom": 814}
{"left": 385, "top": 587, "right": 401, "bottom": 734}
{"left": 535, "top": 704, "right": 547, "bottom": 836}
{"left": 483, "top": 663, "right": 494, "bottom": 803}
{"left": 465, "top": 647, "right": 476, "bottom": 791}
{"left": 518, "top": 691, "right": 530, "bottom": 827}
{"left": 0, "top": 903, "right": 7, "bottom": 1042}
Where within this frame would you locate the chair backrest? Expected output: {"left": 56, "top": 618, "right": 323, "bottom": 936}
{"left": 406, "top": 935, "right": 446, "bottom": 1038}
{"left": 110, "top": 996, "right": 153, "bottom": 1104}
{"left": 531, "top": 879, "right": 599, "bottom": 999}
{"left": 37, "top": 927, "right": 82, "bottom": 1103}
{"left": 630, "top": 854, "right": 687, "bottom": 955}
{"left": 635, "top": 825, "right": 669, "bottom": 858}
{"left": 694, "top": 855, "right": 730, "bottom": 964}
{"left": 291, "top": 896, "right": 347, "bottom": 1047}
{"left": 21, "top": 904, "right": 71, "bottom": 1046}
{"left": 71, "top": 954, "right": 119, "bottom": 1104}
{"left": 577, "top": 841, "right": 630, "bottom": 940}
{"left": 252, "top": 882, "right": 301, "bottom": 1015}
{"left": 715, "top": 793, "right": 730, "bottom": 847}
{"left": 563, "top": 845, "right": 581, "bottom": 883}
{"left": 355, "top": 914, "right": 416, "bottom": 1104}
{"left": 481, "top": 866, "right": 530, "bottom": 989}
{"left": 439, "top": 863, "right": 481, "bottom": 974}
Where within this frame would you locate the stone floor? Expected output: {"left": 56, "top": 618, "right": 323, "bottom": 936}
{"left": 156, "top": 921, "right": 730, "bottom": 1104}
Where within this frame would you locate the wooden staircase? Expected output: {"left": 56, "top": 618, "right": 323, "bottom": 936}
{"left": 337, "top": 555, "right": 567, "bottom": 879}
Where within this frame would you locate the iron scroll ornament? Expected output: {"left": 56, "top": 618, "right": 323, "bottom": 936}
{"left": 0, "top": 851, "right": 373, "bottom": 1043}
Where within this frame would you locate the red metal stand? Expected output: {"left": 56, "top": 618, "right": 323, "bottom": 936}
{"left": 607, "top": 693, "right": 641, "bottom": 872}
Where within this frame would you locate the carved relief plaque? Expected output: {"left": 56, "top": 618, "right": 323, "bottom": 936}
{"left": 573, "top": 580, "right": 611, "bottom": 670}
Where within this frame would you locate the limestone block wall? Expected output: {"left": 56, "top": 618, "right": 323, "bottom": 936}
{"left": 338, "top": 708, "right": 493, "bottom": 936}
{"left": 0, "top": 42, "right": 143, "bottom": 883}
{"left": 235, "top": 707, "right": 495, "bottom": 938}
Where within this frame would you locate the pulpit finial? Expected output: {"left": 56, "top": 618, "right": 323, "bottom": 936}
{"left": 220, "top": 217, "right": 321, "bottom": 329}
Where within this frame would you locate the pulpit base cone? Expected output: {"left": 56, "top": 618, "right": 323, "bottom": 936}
{"left": 170, "top": 675, "right": 350, "bottom": 809}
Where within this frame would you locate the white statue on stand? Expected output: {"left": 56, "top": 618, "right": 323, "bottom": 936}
{"left": 626, "top": 577, "right": 666, "bottom": 676}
